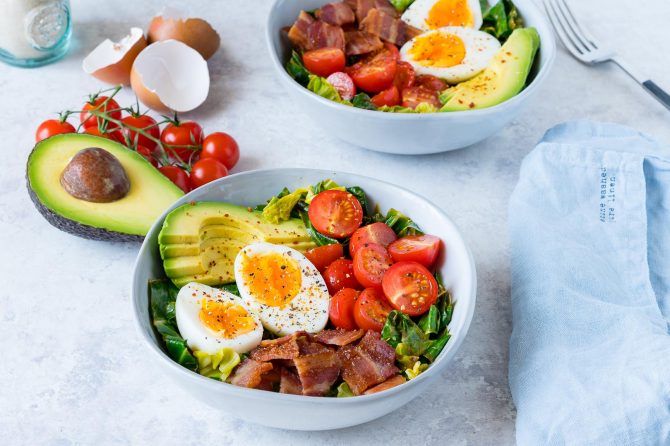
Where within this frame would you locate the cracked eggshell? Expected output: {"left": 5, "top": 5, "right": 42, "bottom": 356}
{"left": 82, "top": 28, "right": 147, "bottom": 85}
{"left": 147, "top": 8, "right": 220, "bottom": 60}
{"left": 130, "top": 39, "right": 210, "bottom": 114}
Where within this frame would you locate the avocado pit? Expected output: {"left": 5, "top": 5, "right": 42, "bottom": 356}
{"left": 60, "top": 147, "right": 130, "bottom": 203}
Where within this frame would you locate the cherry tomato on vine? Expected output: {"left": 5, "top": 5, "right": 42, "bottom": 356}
{"left": 158, "top": 165, "right": 191, "bottom": 193}
{"left": 353, "top": 287, "right": 393, "bottom": 332}
{"left": 200, "top": 132, "right": 240, "bottom": 170}
{"left": 35, "top": 119, "right": 76, "bottom": 142}
{"left": 190, "top": 158, "right": 229, "bottom": 189}
{"left": 80, "top": 96, "right": 122, "bottom": 129}
{"left": 329, "top": 288, "right": 360, "bottom": 330}
{"left": 160, "top": 121, "right": 203, "bottom": 163}
{"left": 136, "top": 145, "right": 158, "bottom": 167}
{"left": 303, "top": 243, "right": 344, "bottom": 273}
{"left": 83, "top": 125, "right": 124, "bottom": 143}
{"left": 308, "top": 190, "right": 363, "bottom": 238}
{"left": 122, "top": 114, "right": 160, "bottom": 149}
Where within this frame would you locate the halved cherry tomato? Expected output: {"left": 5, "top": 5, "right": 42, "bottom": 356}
{"left": 201, "top": 132, "right": 240, "bottom": 170}
{"left": 353, "top": 243, "right": 394, "bottom": 289}
{"left": 304, "top": 243, "right": 344, "bottom": 273}
{"left": 382, "top": 261, "right": 438, "bottom": 316}
{"left": 388, "top": 235, "right": 441, "bottom": 268}
{"left": 159, "top": 165, "right": 191, "bottom": 193}
{"left": 329, "top": 288, "right": 360, "bottom": 330}
{"left": 393, "top": 61, "right": 416, "bottom": 91}
{"left": 160, "top": 121, "right": 203, "bottom": 163}
{"left": 35, "top": 119, "right": 75, "bottom": 142}
{"left": 349, "top": 222, "right": 397, "bottom": 257}
{"left": 122, "top": 114, "right": 160, "bottom": 150}
{"left": 303, "top": 47, "right": 346, "bottom": 78}
{"left": 326, "top": 72, "right": 356, "bottom": 101}
{"left": 401, "top": 86, "right": 441, "bottom": 109}
{"left": 308, "top": 190, "right": 363, "bottom": 238}
{"left": 80, "top": 96, "right": 122, "bottom": 129}
{"left": 416, "top": 74, "right": 448, "bottom": 92}
{"left": 136, "top": 144, "right": 158, "bottom": 167}
{"left": 190, "top": 158, "right": 229, "bottom": 189}
{"left": 83, "top": 125, "right": 124, "bottom": 142}
{"left": 346, "top": 46, "right": 397, "bottom": 93}
{"left": 354, "top": 287, "right": 393, "bottom": 331}
{"left": 371, "top": 85, "right": 401, "bottom": 108}
{"left": 323, "top": 258, "right": 362, "bottom": 295}
{"left": 383, "top": 42, "right": 400, "bottom": 61}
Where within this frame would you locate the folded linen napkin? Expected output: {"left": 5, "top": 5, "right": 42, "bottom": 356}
{"left": 508, "top": 121, "right": 670, "bottom": 445}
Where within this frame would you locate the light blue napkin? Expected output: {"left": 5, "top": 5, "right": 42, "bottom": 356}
{"left": 508, "top": 121, "right": 670, "bottom": 445}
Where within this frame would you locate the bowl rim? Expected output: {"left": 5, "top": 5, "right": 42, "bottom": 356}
{"left": 132, "top": 167, "right": 477, "bottom": 404}
{"left": 265, "top": 0, "right": 556, "bottom": 120}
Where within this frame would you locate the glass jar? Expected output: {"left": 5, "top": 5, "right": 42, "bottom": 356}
{"left": 0, "top": 0, "right": 71, "bottom": 68}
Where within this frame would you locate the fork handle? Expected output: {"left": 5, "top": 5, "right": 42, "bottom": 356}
{"left": 642, "top": 80, "right": 670, "bottom": 112}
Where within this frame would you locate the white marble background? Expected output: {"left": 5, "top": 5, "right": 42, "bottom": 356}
{"left": 1, "top": 0, "right": 669, "bottom": 444}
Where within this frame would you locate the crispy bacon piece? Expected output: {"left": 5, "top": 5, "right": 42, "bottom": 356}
{"left": 344, "top": 0, "right": 358, "bottom": 9}
{"left": 307, "top": 20, "right": 346, "bottom": 52}
{"left": 316, "top": 2, "right": 356, "bottom": 26}
{"left": 345, "top": 31, "right": 384, "bottom": 56}
{"left": 251, "top": 333, "right": 302, "bottom": 362}
{"left": 279, "top": 367, "right": 304, "bottom": 395}
{"left": 293, "top": 350, "right": 341, "bottom": 396}
{"left": 314, "top": 328, "right": 366, "bottom": 346}
{"left": 355, "top": 0, "right": 398, "bottom": 23}
{"left": 229, "top": 359, "right": 273, "bottom": 389}
{"left": 288, "top": 11, "right": 316, "bottom": 51}
{"left": 257, "top": 367, "right": 282, "bottom": 391}
{"left": 297, "top": 335, "right": 333, "bottom": 355}
{"left": 363, "top": 375, "right": 406, "bottom": 394}
{"left": 360, "top": 8, "right": 418, "bottom": 46}
{"left": 338, "top": 331, "right": 399, "bottom": 395}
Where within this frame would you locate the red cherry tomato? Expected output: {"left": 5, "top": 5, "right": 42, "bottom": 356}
{"left": 393, "top": 61, "right": 416, "bottom": 91}
{"left": 200, "top": 132, "right": 240, "bottom": 170}
{"left": 383, "top": 42, "right": 400, "bottom": 61}
{"left": 349, "top": 222, "right": 397, "bottom": 257}
{"left": 160, "top": 121, "right": 204, "bottom": 163}
{"left": 326, "top": 72, "right": 356, "bottom": 101}
{"left": 83, "top": 125, "right": 124, "bottom": 143}
{"left": 371, "top": 85, "right": 401, "bottom": 108}
{"left": 308, "top": 190, "right": 363, "bottom": 238}
{"left": 401, "top": 86, "right": 442, "bottom": 109}
{"left": 80, "top": 96, "right": 122, "bottom": 129}
{"left": 416, "top": 75, "right": 448, "bottom": 92}
{"left": 382, "top": 261, "right": 438, "bottom": 316}
{"left": 136, "top": 145, "right": 157, "bottom": 167}
{"left": 346, "top": 46, "right": 397, "bottom": 93}
{"left": 35, "top": 119, "right": 76, "bottom": 142}
{"left": 122, "top": 114, "right": 160, "bottom": 150}
{"left": 303, "top": 47, "right": 346, "bottom": 78}
{"left": 353, "top": 243, "right": 394, "bottom": 289}
{"left": 323, "top": 258, "right": 362, "bottom": 295}
{"left": 329, "top": 288, "right": 360, "bottom": 330}
{"left": 388, "top": 235, "right": 442, "bottom": 268}
{"left": 190, "top": 158, "right": 229, "bottom": 189}
{"left": 158, "top": 165, "right": 191, "bottom": 193}
{"left": 304, "top": 243, "right": 344, "bottom": 273}
{"left": 354, "top": 287, "right": 393, "bottom": 332}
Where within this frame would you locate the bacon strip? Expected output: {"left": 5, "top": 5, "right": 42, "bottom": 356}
{"left": 316, "top": 2, "right": 356, "bottom": 26}
{"left": 360, "top": 8, "right": 417, "bottom": 46}
{"left": 345, "top": 31, "right": 383, "bottom": 55}
{"left": 288, "top": 11, "right": 316, "bottom": 51}
{"left": 307, "top": 20, "right": 346, "bottom": 52}
{"left": 314, "top": 328, "right": 366, "bottom": 346}
{"left": 363, "top": 375, "right": 406, "bottom": 394}
{"left": 355, "top": 0, "right": 398, "bottom": 23}
{"left": 279, "top": 367, "right": 304, "bottom": 395}
{"left": 229, "top": 359, "right": 273, "bottom": 388}
{"left": 257, "top": 367, "right": 282, "bottom": 391}
{"left": 293, "top": 351, "right": 341, "bottom": 396}
{"left": 338, "top": 331, "right": 399, "bottom": 395}
{"left": 250, "top": 335, "right": 300, "bottom": 362}
{"left": 297, "top": 335, "right": 333, "bottom": 355}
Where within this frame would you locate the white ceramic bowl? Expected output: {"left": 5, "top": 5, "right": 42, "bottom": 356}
{"left": 266, "top": 0, "right": 556, "bottom": 155}
{"left": 132, "top": 169, "right": 476, "bottom": 430}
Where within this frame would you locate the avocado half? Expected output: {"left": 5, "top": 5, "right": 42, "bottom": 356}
{"left": 26, "top": 133, "right": 184, "bottom": 242}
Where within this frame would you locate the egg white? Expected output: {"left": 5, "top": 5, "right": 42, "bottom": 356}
{"left": 175, "top": 282, "right": 263, "bottom": 354}
{"left": 234, "top": 242, "right": 330, "bottom": 337}
{"left": 402, "top": 0, "right": 483, "bottom": 31}
{"left": 400, "top": 26, "right": 501, "bottom": 83}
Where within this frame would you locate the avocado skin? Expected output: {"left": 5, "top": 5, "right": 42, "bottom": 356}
{"left": 26, "top": 172, "right": 143, "bottom": 242}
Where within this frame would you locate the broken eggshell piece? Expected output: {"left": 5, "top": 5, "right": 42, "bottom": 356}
{"left": 130, "top": 39, "right": 210, "bottom": 113}
{"left": 82, "top": 28, "right": 147, "bottom": 85}
{"left": 147, "top": 6, "right": 220, "bottom": 60}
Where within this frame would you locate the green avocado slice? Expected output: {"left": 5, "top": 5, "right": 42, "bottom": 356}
{"left": 158, "top": 202, "right": 316, "bottom": 287}
{"left": 26, "top": 133, "right": 184, "bottom": 241}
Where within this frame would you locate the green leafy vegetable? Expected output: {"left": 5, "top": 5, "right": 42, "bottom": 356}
{"left": 308, "top": 75, "right": 345, "bottom": 102}
{"left": 262, "top": 188, "right": 308, "bottom": 224}
{"left": 405, "top": 360, "right": 429, "bottom": 380}
{"left": 481, "top": 0, "right": 524, "bottom": 42}
{"left": 286, "top": 50, "right": 310, "bottom": 87}
{"left": 299, "top": 209, "right": 339, "bottom": 246}
{"left": 424, "top": 330, "right": 452, "bottom": 362}
{"left": 149, "top": 280, "right": 198, "bottom": 372}
{"left": 193, "top": 348, "right": 241, "bottom": 381}
{"left": 384, "top": 208, "right": 423, "bottom": 237}
{"left": 390, "top": 0, "right": 415, "bottom": 12}
{"left": 337, "top": 382, "right": 354, "bottom": 397}
{"left": 346, "top": 186, "right": 370, "bottom": 215}
{"left": 351, "top": 93, "right": 377, "bottom": 110}
{"left": 377, "top": 102, "right": 439, "bottom": 114}
{"left": 417, "top": 305, "right": 440, "bottom": 336}
{"left": 382, "top": 311, "right": 432, "bottom": 357}
{"left": 305, "top": 179, "right": 345, "bottom": 203}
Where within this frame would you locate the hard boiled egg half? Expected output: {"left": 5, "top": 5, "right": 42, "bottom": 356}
{"left": 400, "top": 27, "right": 501, "bottom": 84}
{"left": 176, "top": 282, "right": 263, "bottom": 354}
{"left": 402, "top": 0, "right": 483, "bottom": 31}
{"left": 234, "top": 243, "right": 330, "bottom": 337}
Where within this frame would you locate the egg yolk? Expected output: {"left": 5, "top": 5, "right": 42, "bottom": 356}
{"left": 240, "top": 252, "right": 302, "bottom": 307}
{"left": 199, "top": 299, "right": 256, "bottom": 339}
{"left": 409, "top": 32, "right": 466, "bottom": 68}
{"left": 426, "top": 0, "right": 474, "bottom": 28}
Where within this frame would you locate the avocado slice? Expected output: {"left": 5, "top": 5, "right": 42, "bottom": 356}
{"left": 440, "top": 27, "right": 540, "bottom": 111}
{"left": 158, "top": 202, "right": 316, "bottom": 287}
{"left": 26, "top": 133, "right": 184, "bottom": 242}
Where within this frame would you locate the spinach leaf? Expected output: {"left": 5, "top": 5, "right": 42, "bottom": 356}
{"left": 352, "top": 93, "right": 377, "bottom": 110}
{"left": 417, "top": 305, "right": 440, "bottom": 336}
{"left": 389, "top": 0, "right": 415, "bottom": 12}
{"left": 383, "top": 310, "right": 432, "bottom": 357}
{"left": 346, "top": 186, "right": 370, "bottom": 216}
{"left": 149, "top": 280, "right": 198, "bottom": 372}
{"left": 424, "top": 330, "right": 452, "bottom": 362}
{"left": 299, "top": 209, "right": 339, "bottom": 246}
{"left": 384, "top": 208, "right": 424, "bottom": 237}
{"left": 481, "top": 0, "right": 524, "bottom": 42}
{"left": 336, "top": 382, "right": 354, "bottom": 397}
{"left": 286, "top": 50, "right": 310, "bottom": 86}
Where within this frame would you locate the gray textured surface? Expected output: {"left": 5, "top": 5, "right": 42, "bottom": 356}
{"left": 1, "top": 0, "right": 669, "bottom": 445}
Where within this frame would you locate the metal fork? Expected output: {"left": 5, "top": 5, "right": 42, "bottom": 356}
{"left": 544, "top": 0, "right": 670, "bottom": 111}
